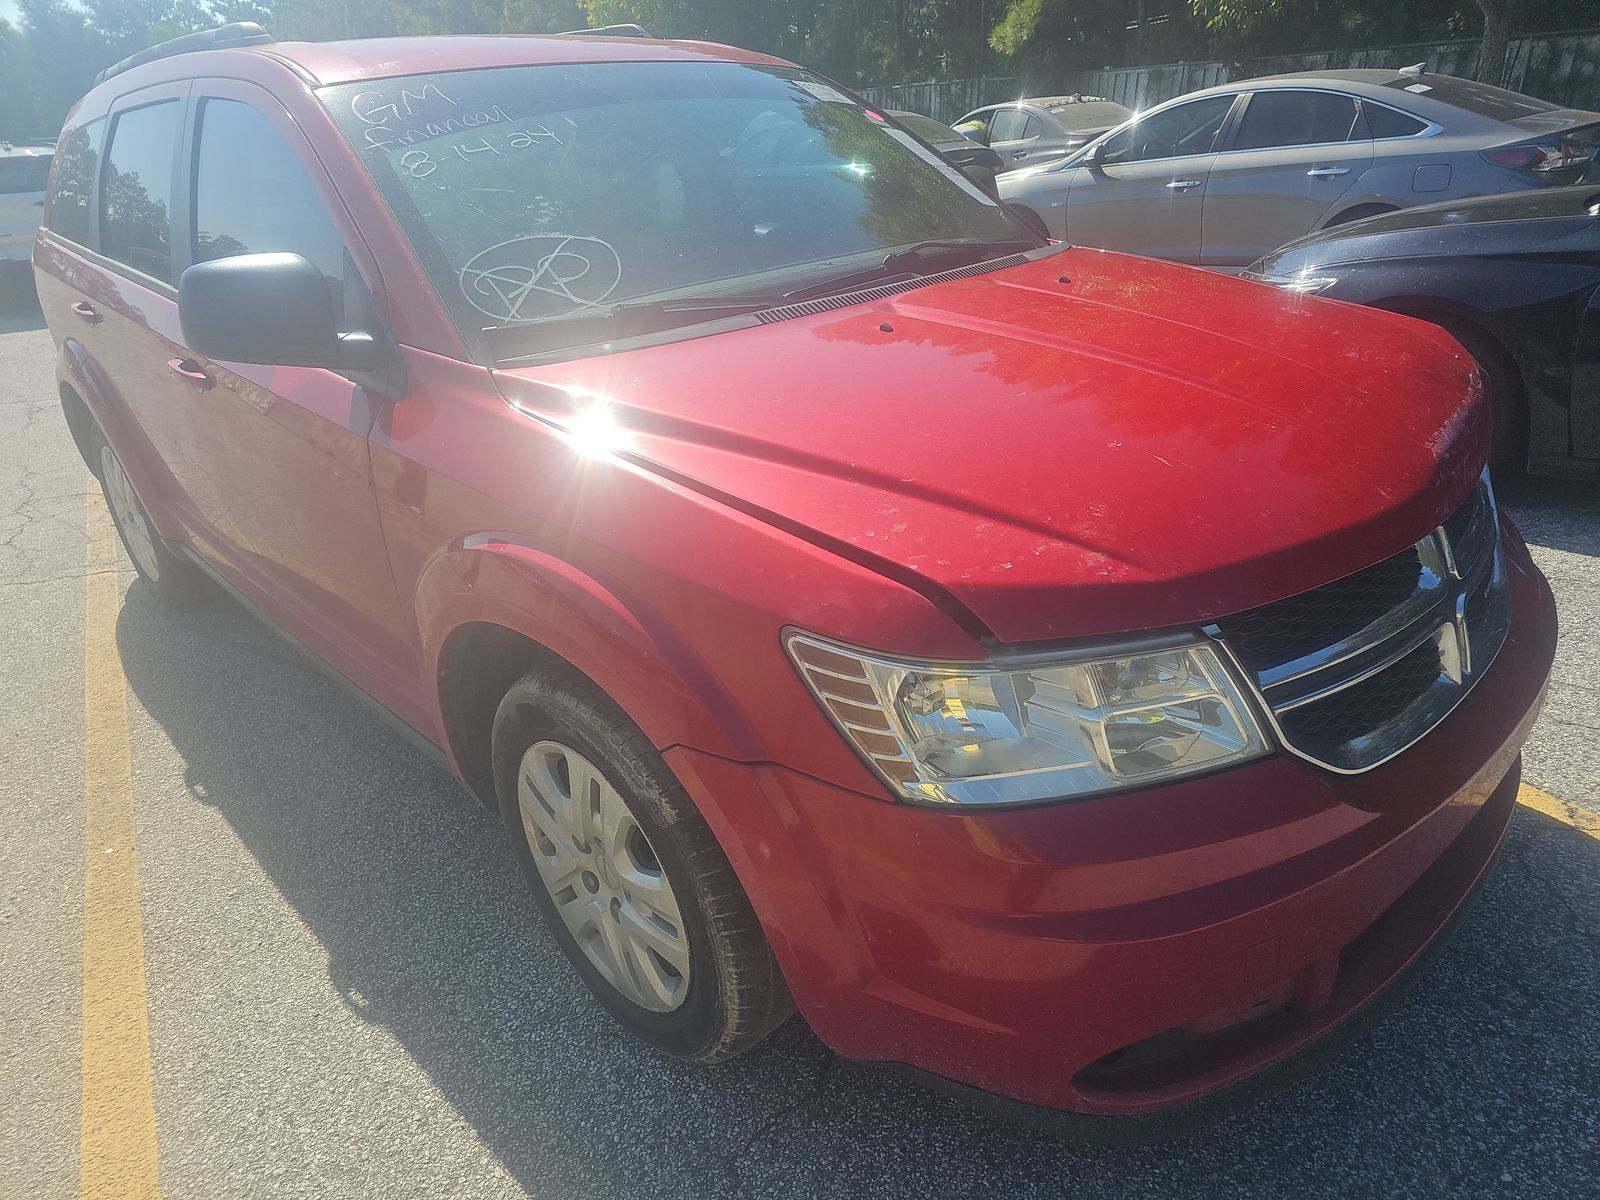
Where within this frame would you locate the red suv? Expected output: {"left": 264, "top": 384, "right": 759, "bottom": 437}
{"left": 37, "top": 25, "right": 1556, "bottom": 1130}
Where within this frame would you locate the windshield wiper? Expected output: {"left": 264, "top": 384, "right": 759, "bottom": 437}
{"left": 780, "top": 238, "right": 1040, "bottom": 303}
{"left": 489, "top": 239, "right": 1042, "bottom": 361}
{"left": 486, "top": 293, "right": 792, "bottom": 360}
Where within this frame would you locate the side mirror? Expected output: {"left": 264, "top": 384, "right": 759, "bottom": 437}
{"left": 178, "top": 252, "right": 378, "bottom": 372}
{"left": 1082, "top": 141, "right": 1104, "bottom": 167}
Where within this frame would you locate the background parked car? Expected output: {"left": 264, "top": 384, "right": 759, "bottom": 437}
{"left": 953, "top": 95, "right": 1132, "bottom": 170}
{"left": 998, "top": 68, "right": 1600, "bottom": 267}
{"left": 887, "top": 110, "right": 1005, "bottom": 193}
{"left": 0, "top": 141, "right": 53, "bottom": 265}
{"left": 1245, "top": 184, "right": 1600, "bottom": 478}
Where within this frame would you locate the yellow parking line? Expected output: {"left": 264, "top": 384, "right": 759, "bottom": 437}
{"left": 1518, "top": 782, "right": 1599, "bottom": 840}
{"left": 79, "top": 488, "right": 161, "bottom": 1199}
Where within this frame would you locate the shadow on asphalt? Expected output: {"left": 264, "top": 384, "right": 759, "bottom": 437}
{"left": 0, "top": 265, "right": 45, "bottom": 334}
{"left": 1499, "top": 473, "right": 1600, "bottom": 559}
{"left": 115, "top": 537, "right": 1598, "bottom": 1198}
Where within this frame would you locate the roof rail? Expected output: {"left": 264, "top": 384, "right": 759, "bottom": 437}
{"left": 94, "top": 21, "right": 273, "bottom": 86}
{"left": 554, "top": 23, "right": 653, "bottom": 38}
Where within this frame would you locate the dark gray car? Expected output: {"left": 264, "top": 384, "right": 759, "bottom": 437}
{"left": 1245, "top": 185, "right": 1600, "bottom": 478}
{"left": 999, "top": 68, "right": 1600, "bottom": 267}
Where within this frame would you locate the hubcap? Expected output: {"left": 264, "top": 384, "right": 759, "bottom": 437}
{"left": 98, "top": 445, "right": 160, "bottom": 581}
{"left": 517, "top": 741, "right": 691, "bottom": 1012}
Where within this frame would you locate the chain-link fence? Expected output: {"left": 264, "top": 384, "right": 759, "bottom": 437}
{"left": 856, "top": 76, "right": 1024, "bottom": 123}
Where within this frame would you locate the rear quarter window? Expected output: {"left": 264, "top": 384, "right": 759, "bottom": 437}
{"left": 1361, "top": 102, "right": 1429, "bottom": 139}
{"left": 46, "top": 121, "right": 102, "bottom": 246}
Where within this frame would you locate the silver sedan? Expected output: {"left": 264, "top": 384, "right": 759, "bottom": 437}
{"left": 998, "top": 68, "right": 1600, "bottom": 269}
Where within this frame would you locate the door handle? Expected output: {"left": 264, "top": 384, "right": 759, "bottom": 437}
{"left": 1306, "top": 166, "right": 1352, "bottom": 178}
{"left": 1012, "top": 150, "right": 1028, "bottom": 159}
{"left": 166, "top": 357, "right": 214, "bottom": 391}
{"left": 71, "top": 300, "right": 101, "bottom": 325}
{"left": 1166, "top": 179, "right": 1203, "bottom": 191}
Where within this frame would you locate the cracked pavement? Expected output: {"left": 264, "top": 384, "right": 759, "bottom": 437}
{"left": 1, "top": 264, "right": 1596, "bottom": 1199}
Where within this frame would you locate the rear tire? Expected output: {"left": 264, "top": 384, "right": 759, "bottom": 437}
{"left": 492, "top": 664, "right": 792, "bottom": 1062}
{"left": 87, "top": 424, "right": 209, "bottom": 606}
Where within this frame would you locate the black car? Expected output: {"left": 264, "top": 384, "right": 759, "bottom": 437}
{"left": 888, "top": 110, "right": 1006, "bottom": 195}
{"left": 1246, "top": 185, "right": 1600, "bottom": 477}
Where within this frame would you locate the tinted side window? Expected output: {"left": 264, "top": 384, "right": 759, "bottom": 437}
{"left": 47, "top": 121, "right": 102, "bottom": 246}
{"left": 1233, "top": 92, "right": 1360, "bottom": 150}
{"left": 1100, "top": 95, "right": 1235, "bottom": 165}
{"left": 988, "top": 109, "right": 1029, "bottom": 142}
{"left": 192, "top": 98, "right": 345, "bottom": 319}
{"left": 1362, "top": 102, "right": 1429, "bottom": 139}
{"left": 101, "top": 102, "right": 181, "bottom": 283}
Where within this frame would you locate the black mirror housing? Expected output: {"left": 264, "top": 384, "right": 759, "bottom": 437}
{"left": 179, "top": 252, "right": 347, "bottom": 369}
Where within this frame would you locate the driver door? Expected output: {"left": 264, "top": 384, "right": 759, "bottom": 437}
{"left": 1062, "top": 94, "right": 1240, "bottom": 264}
{"left": 163, "top": 82, "right": 421, "bottom": 714}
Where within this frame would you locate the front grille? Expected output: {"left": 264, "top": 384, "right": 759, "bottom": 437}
{"left": 1222, "top": 546, "right": 1424, "bottom": 673}
{"left": 1212, "top": 473, "right": 1510, "bottom": 773}
{"left": 1277, "top": 639, "right": 1443, "bottom": 746}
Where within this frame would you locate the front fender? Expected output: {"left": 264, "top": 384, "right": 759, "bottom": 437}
{"left": 414, "top": 534, "right": 759, "bottom": 763}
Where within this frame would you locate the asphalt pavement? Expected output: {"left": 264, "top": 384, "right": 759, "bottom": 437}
{"left": 1, "top": 264, "right": 1596, "bottom": 1199}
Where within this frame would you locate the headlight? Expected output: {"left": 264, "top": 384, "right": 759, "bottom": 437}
{"left": 1243, "top": 268, "right": 1339, "bottom": 295}
{"left": 786, "top": 632, "right": 1270, "bottom": 806}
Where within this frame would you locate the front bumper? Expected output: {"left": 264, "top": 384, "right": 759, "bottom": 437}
{"left": 666, "top": 521, "right": 1556, "bottom": 1122}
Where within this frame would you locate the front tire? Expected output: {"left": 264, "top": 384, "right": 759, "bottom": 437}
{"left": 492, "top": 665, "right": 792, "bottom": 1062}
{"left": 87, "top": 425, "right": 209, "bottom": 606}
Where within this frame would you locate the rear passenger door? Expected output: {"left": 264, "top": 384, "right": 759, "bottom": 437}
{"left": 1201, "top": 89, "right": 1374, "bottom": 268}
{"left": 163, "top": 83, "right": 419, "bottom": 710}
{"left": 988, "top": 108, "right": 1041, "bottom": 168}
{"left": 85, "top": 84, "right": 194, "bottom": 513}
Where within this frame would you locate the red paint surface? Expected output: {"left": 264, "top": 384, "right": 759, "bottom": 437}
{"left": 36, "top": 37, "right": 1554, "bottom": 1119}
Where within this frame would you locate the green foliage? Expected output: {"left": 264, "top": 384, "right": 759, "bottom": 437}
{"left": 3, "top": 0, "right": 1596, "bottom": 139}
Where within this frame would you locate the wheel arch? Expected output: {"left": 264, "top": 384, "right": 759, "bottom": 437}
{"left": 421, "top": 539, "right": 759, "bottom": 807}
{"left": 1321, "top": 200, "right": 1400, "bottom": 229}
{"left": 59, "top": 380, "right": 96, "bottom": 474}
{"left": 1372, "top": 297, "right": 1530, "bottom": 467}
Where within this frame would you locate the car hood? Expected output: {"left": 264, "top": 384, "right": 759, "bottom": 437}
{"left": 1251, "top": 185, "right": 1600, "bottom": 275}
{"left": 494, "top": 249, "right": 1486, "bottom": 645}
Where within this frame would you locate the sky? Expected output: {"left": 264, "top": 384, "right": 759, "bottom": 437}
{"left": 2, "top": 1, "right": 20, "bottom": 25}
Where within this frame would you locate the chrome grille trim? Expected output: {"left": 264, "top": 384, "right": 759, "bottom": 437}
{"left": 1208, "top": 471, "right": 1510, "bottom": 774}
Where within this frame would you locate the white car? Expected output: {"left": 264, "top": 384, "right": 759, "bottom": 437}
{"left": 0, "top": 142, "right": 53, "bottom": 263}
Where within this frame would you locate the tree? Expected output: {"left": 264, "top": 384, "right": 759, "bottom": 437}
{"left": 1474, "top": 0, "right": 1516, "bottom": 84}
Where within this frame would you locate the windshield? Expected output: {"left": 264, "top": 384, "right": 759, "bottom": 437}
{"left": 320, "top": 62, "right": 1028, "bottom": 360}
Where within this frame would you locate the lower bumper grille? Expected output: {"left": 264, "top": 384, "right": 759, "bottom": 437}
{"left": 1211, "top": 473, "right": 1511, "bottom": 773}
